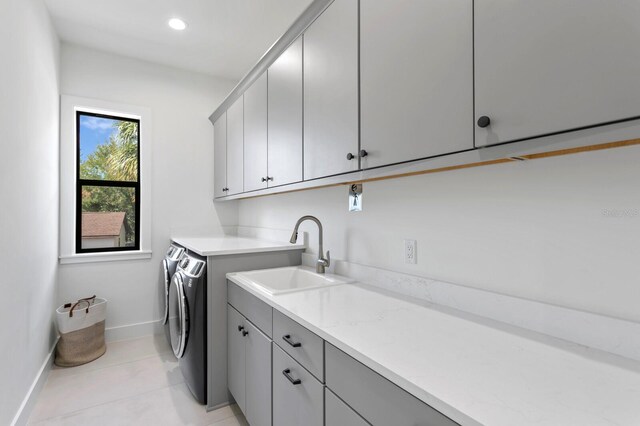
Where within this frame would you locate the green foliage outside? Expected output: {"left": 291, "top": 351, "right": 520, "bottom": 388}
{"left": 80, "top": 121, "right": 138, "bottom": 243}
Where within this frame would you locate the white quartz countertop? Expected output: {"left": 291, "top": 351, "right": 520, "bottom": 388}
{"left": 171, "top": 236, "right": 304, "bottom": 256}
{"left": 226, "top": 273, "right": 640, "bottom": 426}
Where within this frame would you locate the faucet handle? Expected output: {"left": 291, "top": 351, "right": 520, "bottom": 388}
{"left": 318, "top": 250, "right": 331, "bottom": 268}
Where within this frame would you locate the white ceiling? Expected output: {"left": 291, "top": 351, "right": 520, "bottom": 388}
{"left": 44, "top": 0, "right": 313, "bottom": 80}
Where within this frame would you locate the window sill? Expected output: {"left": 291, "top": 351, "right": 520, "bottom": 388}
{"left": 59, "top": 250, "right": 152, "bottom": 265}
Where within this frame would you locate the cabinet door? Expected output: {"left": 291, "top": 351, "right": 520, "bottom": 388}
{"left": 325, "top": 388, "right": 369, "bottom": 426}
{"left": 213, "top": 113, "right": 227, "bottom": 199}
{"left": 244, "top": 73, "right": 268, "bottom": 192}
{"left": 475, "top": 0, "right": 640, "bottom": 146}
{"left": 273, "top": 345, "right": 323, "bottom": 426}
{"left": 227, "top": 306, "right": 246, "bottom": 412}
{"left": 244, "top": 322, "right": 272, "bottom": 426}
{"left": 360, "top": 0, "right": 473, "bottom": 168}
{"left": 268, "top": 37, "right": 303, "bottom": 187}
{"left": 303, "top": 0, "right": 359, "bottom": 180}
{"left": 226, "top": 96, "right": 244, "bottom": 195}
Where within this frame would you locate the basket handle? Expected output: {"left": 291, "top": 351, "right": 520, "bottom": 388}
{"left": 68, "top": 295, "right": 97, "bottom": 318}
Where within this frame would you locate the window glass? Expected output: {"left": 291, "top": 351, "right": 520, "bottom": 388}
{"left": 79, "top": 114, "right": 139, "bottom": 181}
{"left": 76, "top": 111, "right": 140, "bottom": 253}
{"left": 80, "top": 186, "right": 136, "bottom": 250}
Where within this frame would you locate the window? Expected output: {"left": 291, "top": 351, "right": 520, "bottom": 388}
{"left": 60, "top": 95, "right": 152, "bottom": 263}
{"left": 76, "top": 112, "right": 140, "bottom": 253}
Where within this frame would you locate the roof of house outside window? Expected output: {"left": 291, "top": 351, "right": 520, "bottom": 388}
{"left": 82, "top": 212, "right": 125, "bottom": 238}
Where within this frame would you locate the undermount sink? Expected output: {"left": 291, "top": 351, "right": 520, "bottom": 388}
{"left": 230, "top": 266, "right": 353, "bottom": 295}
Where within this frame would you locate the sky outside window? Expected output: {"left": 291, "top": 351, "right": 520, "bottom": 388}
{"left": 79, "top": 114, "right": 119, "bottom": 162}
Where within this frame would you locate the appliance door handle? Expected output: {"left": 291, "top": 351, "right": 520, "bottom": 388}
{"left": 282, "top": 334, "right": 302, "bottom": 348}
{"left": 282, "top": 368, "right": 301, "bottom": 385}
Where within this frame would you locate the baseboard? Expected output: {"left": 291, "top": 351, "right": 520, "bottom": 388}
{"left": 11, "top": 338, "right": 58, "bottom": 426}
{"left": 105, "top": 319, "right": 163, "bottom": 342}
{"left": 206, "top": 401, "right": 231, "bottom": 412}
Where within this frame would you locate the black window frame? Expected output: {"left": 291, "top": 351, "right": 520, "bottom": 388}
{"left": 75, "top": 110, "right": 141, "bottom": 254}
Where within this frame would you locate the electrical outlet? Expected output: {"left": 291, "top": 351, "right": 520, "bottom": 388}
{"left": 404, "top": 239, "right": 417, "bottom": 264}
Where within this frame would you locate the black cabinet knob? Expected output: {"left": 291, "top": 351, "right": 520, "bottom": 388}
{"left": 267, "top": 176, "right": 274, "bottom": 181}
{"left": 242, "top": 330, "right": 249, "bottom": 337}
{"left": 237, "top": 325, "right": 244, "bottom": 332}
{"left": 346, "top": 153, "right": 355, "bottom": 160}
{"left": 477, "top": 116, "right": 491, "bottom": 128}
{"left": 261, "top": 177, "right": 267, "bottom": 182}
{"left": 359, "top": 149, "right": 368, "bottom": 158}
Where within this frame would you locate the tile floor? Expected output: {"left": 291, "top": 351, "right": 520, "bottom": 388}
{"left": 28, "top": 335, "right": 248, "bottom": 426}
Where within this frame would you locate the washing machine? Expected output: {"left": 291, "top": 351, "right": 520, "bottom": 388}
{"left": 162, "top": 243, "right": 185, "bottom": 347}
{"left": 168, "top": 251, "right": 207, "bottom": 404}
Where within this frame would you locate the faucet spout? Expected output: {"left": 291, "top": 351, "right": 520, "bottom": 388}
{"left": 290, "top": 215, "right": 330, "bottom": 274}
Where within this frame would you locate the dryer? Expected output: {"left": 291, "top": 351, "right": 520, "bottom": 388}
{"left": 168, "top": 252, "right": 207, "bottom": 404}
{"left": 162, "top": 243, "right": 185, "bottom": 347}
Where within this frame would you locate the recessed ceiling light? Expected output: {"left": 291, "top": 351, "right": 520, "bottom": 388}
{"left": 168, "top": 18, "right": 187, "bottom": 31}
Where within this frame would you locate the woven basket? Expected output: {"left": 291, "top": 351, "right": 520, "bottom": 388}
{"left": 55, "top": 296, "right": 107, "bottom": 367}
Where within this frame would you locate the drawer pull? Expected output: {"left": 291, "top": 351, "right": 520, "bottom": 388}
{"left": 282, "top": 368, "right": 301, "bottom": 385}
{"left": 282, "top": 334, "right": 302, "bottom": 348}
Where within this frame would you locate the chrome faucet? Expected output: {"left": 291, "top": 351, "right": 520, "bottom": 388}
{"left": 289, "top": 215, "right": 330, "bottom": 274}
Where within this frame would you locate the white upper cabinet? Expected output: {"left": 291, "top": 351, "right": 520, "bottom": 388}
{"left": 226, "top": 96, "right": 244, "bottom": 195}
{"left": 244, "top": 73, "right": 268, "bottom": 192}
{"left": 268, "top": 37, "right": 303, "bottom": 187}
{"left": 360, "top": 0, "right": 473, "bottom": 168}
{"left": 475, "top": 0, "right": 640, "bottom": 146}
{"left": 213, "top": 112, "right": 227, "bottom": 199}
{"left": 303, "top": 0, "right": 359, "bottom": 180}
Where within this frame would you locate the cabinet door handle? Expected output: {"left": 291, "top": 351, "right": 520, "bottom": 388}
{"left": 477, "top": 116, "right": 491, "bottom": 128}
{"left": 237, "top": 325, "right": 244, "bottom": 332}
{"left": 267, "top": 176, "right": 274, "bottom": 181}
{"left": 346, "top": 152, "right": 355, "bottom": 160}
{"left": 282, "top": 368, "right": 301, "bottom": 385}
{"left": 359, "top": 149, "right": 368, "bottom": 158}
{"left": 261, "top": 177, "right": 267, "bottom": 182}
{"left": 242, "top": 330, "right": 249, "bottom": 336}
{"left": 282, "top": 334, "right": 302, "bottom": 348}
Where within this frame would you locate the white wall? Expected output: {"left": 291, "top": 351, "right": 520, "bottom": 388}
{"left": 58, "top": 44, "right": 237, "bottom": 335}
{"left": 238, "top": 144, "right": 640, "bottom": 324}
{"left": 0, "top": 0, "right": 60, "bottom": 423}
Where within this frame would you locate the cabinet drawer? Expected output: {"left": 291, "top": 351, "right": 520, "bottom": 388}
{"left": 325, "top": 388, "right": 369, "bottom": 426}
{"left": 273, "top": 344, "right": 323, "bottom": 426}
{"left": 325, "top": 344, "right": 458, "bottom": 426}
{"left": 227, "top": 281, "right": 272, "bottom": 338}
{"left": 273, "top": 309, "right": 324, "bottom": 381}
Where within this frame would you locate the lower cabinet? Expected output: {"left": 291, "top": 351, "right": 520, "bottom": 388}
{"left": 272, "top": 344, "right": 324, "bottom": 426}
{"left": 227, "top": 304, "right": 272, "bottom": 426}
{"left": 325, "top": 343, "right": 458, "bottom": 426}
{"left": 227, "top": 284, "right": 457, "bottom": 426}
{"left": 325, "top": 388, "right": 369, "bottom": 426}
{"left": 227, "top": 306, "right": 246, "bottom": 412}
